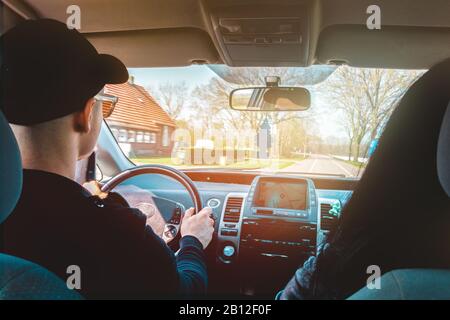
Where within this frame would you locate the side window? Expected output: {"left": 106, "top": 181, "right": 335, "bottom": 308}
{"left": 144, "top": 132, "right": 151, "bottom": 144}
{"left": 118, "top": 129, "right": 127, "bottom": 142}
{"left": 136, "top": 131, "right": 144, "bottom": 143}
{"left": 128, "top": 130, "right": 136, "bottom": 142}
{"left": 95, "top": 164, "right": 104, "bottom": 181}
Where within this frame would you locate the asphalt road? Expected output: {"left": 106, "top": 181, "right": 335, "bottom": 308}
{"left": 280, "top": 154, "right": 362, "bottom": 177}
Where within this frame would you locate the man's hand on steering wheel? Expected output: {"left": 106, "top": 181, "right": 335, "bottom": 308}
{"left": 114, "top": 185, "right": 215, "bottom": 249}
{"left": 181, "top": 207, "right": 215, "bottom": 249}
{"left": 83, "top": 181, "right": 166, "bottom": 236}
{"left": 94, "top": 164, "right": 211, "bottom": 249}
{"left": 112, "top": 184, "right": 166, "bottom": 236}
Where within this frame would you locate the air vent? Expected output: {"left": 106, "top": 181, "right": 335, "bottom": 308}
{"left": 223, "top": 197, "right": 244, "bottom": 223}
{"left": 320, "top": 203, "right": 336, "bottom": 231}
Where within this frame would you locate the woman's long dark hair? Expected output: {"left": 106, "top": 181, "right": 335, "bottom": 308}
{"left": 314, "top": 59, "right": 450, "bottom": 299}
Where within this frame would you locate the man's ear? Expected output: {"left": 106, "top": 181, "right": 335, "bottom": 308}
{"left": 73, "top": 98, "right": 95, "bottom": 133}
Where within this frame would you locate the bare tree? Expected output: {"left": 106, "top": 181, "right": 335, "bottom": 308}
{"left": 148, "top": 81, "right": 190, "bottom": 121}
{"left": 322, "top": 66, "right": 422, "bottom": 161}
{"left": 188, "top": 67, "right": 336, "bottom": 158}
{"left": 277, "top": 118, "right": 309, "bottom": 157}
{"left": 191, "top": 68, "right": 322, "bottom": 132}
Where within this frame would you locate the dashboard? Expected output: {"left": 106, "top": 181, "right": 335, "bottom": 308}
{"left": 117, "top": 170, "right": 354, "bottom": 297}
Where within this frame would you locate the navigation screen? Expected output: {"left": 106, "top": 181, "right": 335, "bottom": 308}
{"left": 254, "top": 180, "right": 308, "bottom": 210}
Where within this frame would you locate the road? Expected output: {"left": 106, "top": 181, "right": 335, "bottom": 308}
{"left": 280, "top": 154, "right": 362, "bottom": 177}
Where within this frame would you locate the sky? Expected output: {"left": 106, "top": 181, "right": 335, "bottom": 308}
{"left": 127, "top": 66, "right": 347, "bottom": 141}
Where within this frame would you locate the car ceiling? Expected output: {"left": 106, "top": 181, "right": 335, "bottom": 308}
{"left": 2, "top": 0, "right": 450, "bottom": 69}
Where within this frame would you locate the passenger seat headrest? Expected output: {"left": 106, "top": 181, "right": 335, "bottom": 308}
{"left": 0, "top": 111, "right": 22, "bottom": 223}
{"left": 438, "top": 103, "right": 450, "bottom": 197}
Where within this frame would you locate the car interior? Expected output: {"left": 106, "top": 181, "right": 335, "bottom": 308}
{"left": 1, "top": 0, "right": 450, "bottom": 300}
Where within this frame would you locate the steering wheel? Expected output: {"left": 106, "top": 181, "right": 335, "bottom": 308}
{"left": 101, "top": 165, "right": 202, "bottom": 243}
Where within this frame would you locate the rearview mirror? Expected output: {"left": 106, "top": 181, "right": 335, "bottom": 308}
{"left": 229, "top": 87, "right": 311, "bottom": 112}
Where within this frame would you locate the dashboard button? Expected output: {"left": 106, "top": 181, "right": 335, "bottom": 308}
{"left": 206, "top": 198, "right": 221, "bottom": 209}
{"left": 223, "top": 245, "right": 235, "bottom": 258}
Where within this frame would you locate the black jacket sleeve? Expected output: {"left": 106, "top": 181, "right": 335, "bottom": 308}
{"left": 139, "top": 224, "right": 208, "bottom": 298}
{"left": 279, "top": 254, "right": 319, "bottom": 300}
{"left": 176, "top": 235, "right": 208, "bottom": 295}
{"left": 95, "top": 194, "right": 208, "bottom": 299}
{"left": 278, "top": 242, "right": 339, "bottom": 300}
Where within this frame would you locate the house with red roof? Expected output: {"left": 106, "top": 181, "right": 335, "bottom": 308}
{"left": 105, "top": 78, "right": 177, "bottom": 157}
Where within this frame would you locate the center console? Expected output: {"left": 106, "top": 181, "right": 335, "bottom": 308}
{"left": 214, "top": 175, "right": 319, "bottom": 296}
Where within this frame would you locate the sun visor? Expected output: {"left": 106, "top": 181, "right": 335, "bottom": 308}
{"left": 87, "top": 28, "right": 220, "bottom": 68}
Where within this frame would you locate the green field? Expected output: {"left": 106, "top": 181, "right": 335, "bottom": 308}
{"left": 341, "top": 159, "right": 367, "bottom": 169}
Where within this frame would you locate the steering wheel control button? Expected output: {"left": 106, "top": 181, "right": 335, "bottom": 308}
{"left": 169, "top": 207, "right": 182, "bottom": 224}
{"left": 223, "top": 245, "right": 235, "bottom": 258}
{"left": 206, "top": 198, "right": 221, "bottom": 209}
{"left": 164, "top": 225, "right": 177, "bottom": 239}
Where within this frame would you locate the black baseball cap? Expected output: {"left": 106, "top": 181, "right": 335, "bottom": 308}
{"left": 0, "top": 19, "right": 128, "bottom": 125}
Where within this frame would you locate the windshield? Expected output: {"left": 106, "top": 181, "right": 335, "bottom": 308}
{"left": 104, "top": 65, "right": 423, "bottom": 178}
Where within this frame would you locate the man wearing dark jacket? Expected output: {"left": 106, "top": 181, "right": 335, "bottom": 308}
{"left": 0, "top": 19, "right": 214, "bottom": 299}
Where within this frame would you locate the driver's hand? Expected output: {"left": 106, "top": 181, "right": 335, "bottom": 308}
{"left": 83, "top": 180, "right": 108, "bottom": 199}
{"left": 113, "top": 185, "right": 166, "bottom": 236}
{"left": 181, "top": 207, "right": 214, "bottom": 249}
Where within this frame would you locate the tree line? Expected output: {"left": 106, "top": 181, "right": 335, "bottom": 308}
{"left": 149, "top": 66, "right": 422, "bottom": 162}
